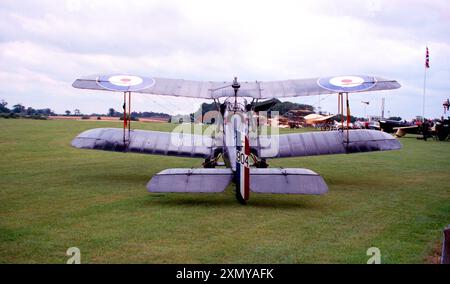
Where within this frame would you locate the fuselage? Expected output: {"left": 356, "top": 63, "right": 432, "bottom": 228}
{"left": 222, "top": 100, "right": 248, "bottom": 171}
{"left": 218, "top": 99, "right": 252, "bottom": 203}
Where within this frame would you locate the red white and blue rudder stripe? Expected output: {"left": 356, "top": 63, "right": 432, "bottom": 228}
{"left": 236, "top": 129, "right": 250, "bottom": 202}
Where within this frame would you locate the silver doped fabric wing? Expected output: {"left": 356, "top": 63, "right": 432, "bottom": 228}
{"left": 250, "top": 168, "right": 328, "bottom": 195}
{"left": 146, "top": 168, "right": 328, "bottom": 194}
{"left": 256, "top": 129, "right": 402, "bottom": 158}
{"left": 71, "top": 128, "right": 216, "bottom": 158}
{"left": 147, "top": 168, "right": 233, "bottom": 193}
{"left": 72, "top": 75, "right": 400, "bottom": 99}
{"left": 72, "top": 128, "right": 401, "bottom": 159}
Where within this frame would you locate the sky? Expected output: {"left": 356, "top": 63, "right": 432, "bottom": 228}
{"left": 0, "top": 0, "right": 449, "bottom": 120}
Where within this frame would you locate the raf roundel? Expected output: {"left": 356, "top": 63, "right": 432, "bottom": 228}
{"left": 317, "top": 75, "right": 376, "bottom": 93}
{"left": 96, "top": 74, "right": 155, "bottom": 92}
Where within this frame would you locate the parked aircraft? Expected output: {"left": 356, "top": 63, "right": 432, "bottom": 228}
{"left": 71, "top": 74, "right": 401, "bottom": 204}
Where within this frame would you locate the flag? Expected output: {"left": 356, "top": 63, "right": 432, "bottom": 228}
{"left": 425, "top": 46, "right": 430, "bottom": 68}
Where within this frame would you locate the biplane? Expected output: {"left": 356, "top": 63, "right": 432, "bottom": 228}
{"left": 378, "top": 120, "right": 420, "bottom": 137}
{"left": 71, "top": 74, "right": 402, "bottom": 204}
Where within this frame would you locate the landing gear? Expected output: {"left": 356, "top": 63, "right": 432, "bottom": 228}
{"left": 202, "top": 158, "right": 217, "bottom": 168}
{"left": 250, "top": 151, "right": 268, "bottom": 168}
{"left": 253, "top": 158, "right": 269, "bottom": 168}
{"left": 202, "top": 150, "right": 223, "bottom": 168}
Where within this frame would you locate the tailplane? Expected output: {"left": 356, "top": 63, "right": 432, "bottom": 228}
{"left": 250, "top": 168, "right": 328, "bottom": 195}
{"left": 147, "top": 168, "right": 233, "bottom": 193}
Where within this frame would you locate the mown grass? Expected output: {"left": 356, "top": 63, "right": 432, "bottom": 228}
{"left": 0, "top": 119, "right": 449, "bottom": 263}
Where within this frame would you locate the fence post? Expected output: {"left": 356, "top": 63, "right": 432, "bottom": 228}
{"left": 442, "top": 225, "right": 450, "bottom": 264}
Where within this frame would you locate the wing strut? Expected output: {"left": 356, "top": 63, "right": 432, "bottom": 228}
{"left": 346, "top": 92, "right": 351, "bottom": 143}
{"left": 122, "top": 92, "right": 127, "bottom": 144}
{"left": 128, "top": 91, "right": 131, "bottom": 134}
{"left": 122, "top": 91, "right": 132, "bottom": 146}
{"left": 337, "top": 92, "right": 351, "bottom": 144}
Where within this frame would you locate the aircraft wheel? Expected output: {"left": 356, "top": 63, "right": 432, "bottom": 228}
{"left": 202, "top": 158, "right": 216, "bottom": 168}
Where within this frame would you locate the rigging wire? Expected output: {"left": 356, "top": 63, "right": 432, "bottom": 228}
{"left": 139, "top": 93, "right": 188, "bottom": 116}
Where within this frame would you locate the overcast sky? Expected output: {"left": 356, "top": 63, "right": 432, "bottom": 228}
{"left": 1, "top": 0, "right": 449, "bottom": 119}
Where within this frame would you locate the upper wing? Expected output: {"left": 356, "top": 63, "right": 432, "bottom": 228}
{"left": 72, "top": 75, "right": 257, "bottom": 99}
{"left": 257, "top": 75, "right": 400, "bottom": 98}
{"left": 72, "top": 74, "right": 400, "bottom": 99}
{"left": 73, "top": 75, "right": 225, "bottom": 99}
{"left": 255, "top": 129, "right": 401, "bottom": 158}
{"left": 71, "top": 128, "right": 218, "bottom": 158}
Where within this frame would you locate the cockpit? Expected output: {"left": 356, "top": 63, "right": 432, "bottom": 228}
{"left": 222, "top": 97, "right": 249, "bottom": 113}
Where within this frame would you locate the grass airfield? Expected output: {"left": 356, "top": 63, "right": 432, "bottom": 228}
{"left": 0, "top": 119, "right": 449, "bottom": 263}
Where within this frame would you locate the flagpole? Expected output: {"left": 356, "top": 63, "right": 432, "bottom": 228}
{"left": 422, "top": 46, "right": 429, "bottom": 121}
{"left": 422, "top": 62, "right": 427, "bottom": 121}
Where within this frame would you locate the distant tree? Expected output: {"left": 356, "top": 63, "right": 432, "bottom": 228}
{"left": 139, "top": 111, "right": 170, "bottom": 118}
{"left": 74, "top": 109, "right": 81, "bottom": 116}
{"left": 0, "top": 100, "right": 9, "bottom": 113}
{"left": 269, "top": 101, "right": 314, "bottom": 116}
{"left": 36, "top": 108, "right": 54, "bottom": 116}
{"left": 195, "top": 102, "right": 218, "bottom": 117}
{"left": 65, "top": 110, "right": 71, "bottom": 116}
{"left": 334, "top": 114, "right": 359, "bottom": 123}
{"left": 12, "top": 104, "right": 25, "bottom": 114}
{"left": 26, "top": 107, "right": 35, "bottom": 115}
{"left": 191, "top": 100, "right": 315, "bottom": 121}
{"left": 107, "top": 108, "right": 115, "bottom": 117}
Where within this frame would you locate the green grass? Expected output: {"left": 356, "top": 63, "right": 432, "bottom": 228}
{"left": 0, "top": 119, "right": 449, "bottom": 263}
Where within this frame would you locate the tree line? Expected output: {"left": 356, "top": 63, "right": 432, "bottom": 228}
{"left": 1, "top": 98, "right": 400, "bottom": 123}
{"left": 191, "top": 100, "right": 315, "bottom": 119}
{"left": 0, "top": 99, "right": 172, "bottom": 120}
{"left": 0, "top": 100, "right": 55, "bottom": 119}
{"left": 106, "top": 108, "right": 171, "bottom": 119}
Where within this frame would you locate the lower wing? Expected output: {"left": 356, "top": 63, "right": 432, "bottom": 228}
{"left": 256, "top": 129, "right": 401, "bottom": 158}
{"left": 71, "top": 128, "right": 217, "bottom": 158}
{"left": 72, "top": 128, "right": 400, "bottom": 159}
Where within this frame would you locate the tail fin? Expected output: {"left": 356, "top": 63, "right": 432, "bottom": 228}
{"left": 236, "top": 130, "right": 250, "bottom": 204}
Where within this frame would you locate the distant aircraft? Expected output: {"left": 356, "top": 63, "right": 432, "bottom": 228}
{"left": 71, "top": 74, "right": 401, "bottom": 204}
{"left": 304, "top": 114, "right": 337, "bottom": 125}
{"left": 379, "top": 120, "right": 419, "bottom": 137}
{"left": 393, "top": 125, "right": 420, "bottom": 137}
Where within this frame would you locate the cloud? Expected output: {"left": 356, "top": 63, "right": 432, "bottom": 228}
{"left": 0, "top": 0, "right": 449, "bottom": 119}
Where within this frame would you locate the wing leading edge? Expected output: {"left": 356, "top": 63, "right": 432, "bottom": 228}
{"left": 71, "top": 128, "right": 218, "bottom": 158}
{"left": 72, "top": 74, "right": 400, "bottom": 99}
{"left": 72, "top": 128, "right": 401, "bottom": 159}
{"left": 256, "top": 129, "right": 401, "bottom": 159}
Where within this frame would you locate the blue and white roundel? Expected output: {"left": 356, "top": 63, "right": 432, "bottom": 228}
{"left": 97, "top": 74, "right": 155, "bottom": 92}
{"left": 317, "top": 75, "right": 376, "bottom": 92}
